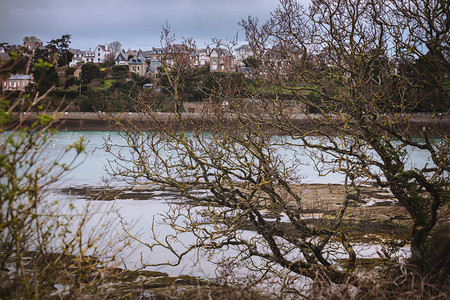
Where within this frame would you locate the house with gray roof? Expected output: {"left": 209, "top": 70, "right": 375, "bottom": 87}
{"left": 83, "top": 50, "right": 95, "bottom": 63}
{"left": 128, "top": 56, "right": 147, "bottom": 76}
{"left": 191, "top": 46, "right": 211, "bottom": 68}
{"left": 3, "top": 74, "right": 33, "bottom": 91}
{"left": 209, "top": 48, "right": 234, "bottom": 72}
{"left": 69, "top": 49, "right": 86, "bottom": 67}
{"left": 149, "top": 47, "right": 165, "bottom": 60}
{"left": 140, "top": 51, "right": 153, "bottom": 59}
{"left": 234, "top": 44, "right": 253, "bottom": 67}
{"left": 115, "top": 52, "right": 128, "bottom": 65}
{"left": 125, "top": 49, "right": 139, "bottom": 58}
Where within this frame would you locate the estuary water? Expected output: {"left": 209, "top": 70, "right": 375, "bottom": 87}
{"left": 43, "top": 131, "right": 432, "bottom": 277}
{"left": 50, "top": 130, "right": 436, "bottom": 187}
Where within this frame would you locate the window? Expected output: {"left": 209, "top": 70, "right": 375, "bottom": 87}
{"left": 98, "top": 48, "right": 100, "bottom": 51}
{"left": 98, "top": 58, "right": 100, "bottom": 62}
{"left": 98, "top": 53, "right": 100, "bottom": 56}
{"left": 137, "top": 66, "right": 140, "bottom": 71}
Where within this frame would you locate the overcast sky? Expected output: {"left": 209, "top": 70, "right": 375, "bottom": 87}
{"left": 0, "top": 0, "right": 310, "bottom": 51}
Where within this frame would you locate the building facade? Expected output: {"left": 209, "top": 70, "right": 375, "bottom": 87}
{"left": 209, "top": 48, "right": 233, "bottom": 72}
{"left": 3, "top": 74, "right": 33, "bottom": 91}
{"left": 94, "top": 45, "right": 111, "bottom": 63}
{"left": 234, "top": 44, "right": 253, "bottom": 67}
{"left": 128, "top": 56, "right": 147, "bottom": 76}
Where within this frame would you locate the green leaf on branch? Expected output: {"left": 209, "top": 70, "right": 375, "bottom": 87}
{"left": 36, "top": 113, "right": 54, "bottom": 126}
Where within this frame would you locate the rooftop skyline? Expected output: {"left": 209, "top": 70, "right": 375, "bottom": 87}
{"left": 1, "top": 0, "right": 310, "bottom": 51}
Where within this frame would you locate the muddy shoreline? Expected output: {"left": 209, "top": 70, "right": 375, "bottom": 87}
{"left": 60, "top": 183, "right": 413, "bottom": 243}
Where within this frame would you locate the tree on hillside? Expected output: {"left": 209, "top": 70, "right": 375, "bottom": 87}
{"left": 23, "top": 36, "right": 41, "bottom": 48}
{"left": 46, "top": 34, "right": 73, "bottom": 66}
{"left": 242, "top": 57, "right": 260, "bottom": 69}
{"left": 33, "top": 59, "right": 59, "bottom": 93}
{"left": 0, "top": 49, "right": 29, "bottom": 76}
{"left": 32, "top": 47, "right": 50, "bottom": 65}
{"left": 108, "top": 41, "right": 123, "bottom": 56}
{"left": 105, "top": 0, "right": 448, "bottom": 295}
{"left": 81, "top": 62, "right": 101, "bottom": 84}
{"left": 110, "top": 64, "right": 129, "bottom": 79}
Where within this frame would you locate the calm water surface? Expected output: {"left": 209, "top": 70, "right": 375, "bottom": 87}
{"left": 50, "top": 131, "right": 435, "bottom": 186}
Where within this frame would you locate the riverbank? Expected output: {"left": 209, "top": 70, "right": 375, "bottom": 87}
{"left": 0, "top": 251, "right": 265, "bottom": 299}
{"left": 11, "top": 112, "right": 450, "bottom": 136}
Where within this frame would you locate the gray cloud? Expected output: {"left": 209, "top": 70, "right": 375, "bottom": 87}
{"left": 0, "top": 0, "right": 310, "bottom": 50}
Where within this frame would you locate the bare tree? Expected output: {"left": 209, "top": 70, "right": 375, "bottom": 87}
{"left": 240, "top": 0, "right": 449, "bottom": 270}
{"left": 22, "top": 36, "right": 42, "bottom": 48}
{"left": 106, "top": 29, "right": 366, "bottom": 292}
{"left": 108, "top": 40, "right": 123, "bottom": 56}
{"left": 105, "top": 0, "right": 448, "bottom": 294}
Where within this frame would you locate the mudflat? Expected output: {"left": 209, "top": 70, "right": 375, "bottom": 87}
{"left": 60, "top": 183, "right": 420, "bottom": 243}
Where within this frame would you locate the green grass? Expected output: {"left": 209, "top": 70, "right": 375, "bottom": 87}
{"left": 103, "top": 79, "right": 115, "bottom": 90}
{"left": 442, "top": 77, "right": 450, "bottom": 91}
{"left": 90, "top": 79, "right": 116, "bottom": 91}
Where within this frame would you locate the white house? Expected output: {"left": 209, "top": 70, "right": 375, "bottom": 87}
{"left": 234, "top": 44, "right": 253, "bottom": 67}
{"left": 94, "top": 45, "right": 111, "bottom": 63}
{"left": 69, "top": 49, "right": 86, "bottom": 67}
{"left": 83, "top": 50, "right": 95, "bottom": 63}
{"left": 82, "top": 45, "right": 111, "bottom": 64}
